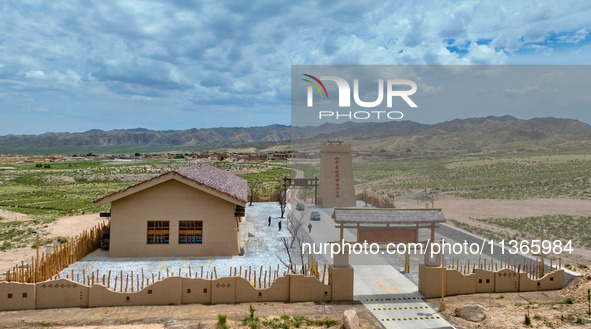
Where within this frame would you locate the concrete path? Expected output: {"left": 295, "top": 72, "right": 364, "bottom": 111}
{"left": 301, "top": 204, "right": 453, "bottom": 329}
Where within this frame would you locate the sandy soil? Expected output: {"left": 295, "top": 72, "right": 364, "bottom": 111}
{"left": 0, "top": 213, "right": 106, "bottom": 278}
{"left": 2, "top": 197, "right": 591, "bottom": 328}
{"left": 0, "top": 208, "right": 33, "bottom": 222}
{"left": 46, "top": 213, "right": 107, "bottom": 237}
{"left": 60, "top": 326, "right": 164, "bottom": 329}
{"left": 396, "top": 194, "right": 591, "bottom": 220}
{"left": 427, "top": 268, "right": 591, "bottom": 329}
{"left": 0, "top": 301, "right": 379, "bottom": 329}
{"left": 396, "top": 194, "right": 591, "bottom": 265}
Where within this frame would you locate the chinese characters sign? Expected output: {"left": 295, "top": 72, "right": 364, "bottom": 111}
{"left": 357, "top": 227, "right": 418, "bottom": 244}
{"left": 334, "top": 156, "right": 340, "bottom": 198}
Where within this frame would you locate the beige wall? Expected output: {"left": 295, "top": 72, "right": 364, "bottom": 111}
{"left": 0, "top": 282, "right": 35, "bottom": 311}
{"left": 418, "top": 265, "right": 444, "bottom": 298}
{"left": 234, "top": 276, "right": 290, "bottom": 303}
{"left": 475, "top": 269, "right": 495, "bottom": 293}
{"left": 418, "top": 265, "right": 565, "bottom": 298}
{"left": 210, "top": 277, "right": 236, "bottom": 304}
{"left": 181, "top": 277, "right": 212, "bottom": 304}
{"left": 89, "top": 277, "right": 182, "bottom": 307}
{"left": 110, "top": 178, "right": 240, "bottom": 257}
{"left": 494, "top": 268, "right": 519, "bottom": 292}
{"left": 36, "top": 278, "right": 89, "bottom": 309}
{"left": 289, "top": 274, "right": 332, "bottom": 302}
{"left": 319, "top": 143, "right": 356, "bottom": 208}
{"left": 446, "top": 269, "right": 476, "bottom": 296}
{"left": 519, "top": 270, "right": 564, "bottom": 292}
{"left": 0, "top": 273, "right": 342, "bottom": 311}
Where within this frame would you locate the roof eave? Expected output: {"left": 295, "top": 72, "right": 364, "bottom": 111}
{"left": 94, "top": 172, "right": 247, "bottom": 207}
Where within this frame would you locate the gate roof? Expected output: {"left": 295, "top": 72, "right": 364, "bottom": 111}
{"left": 331, "top": 208, "right": 445, "bottom": 225}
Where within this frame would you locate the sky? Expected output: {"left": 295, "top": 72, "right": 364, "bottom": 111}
{"left": 1, "top": 0, "right": 591, "bottom": 135}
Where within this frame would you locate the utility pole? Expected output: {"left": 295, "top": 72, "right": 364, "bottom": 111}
{"left": 439, "top": 254, "right": 446, "bottom": 312}
{"left": 587, "top": 289, "right": 590, "bottom": 315}
{"left": 540, "top": 224, "right": 544, "bottom": 277}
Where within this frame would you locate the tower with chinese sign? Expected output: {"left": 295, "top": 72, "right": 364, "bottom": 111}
{"left": 319, "top": 140, "right": 356, "bottom": 208}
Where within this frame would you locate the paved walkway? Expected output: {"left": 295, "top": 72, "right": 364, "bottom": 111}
{"left": 302, "top": 204, "right": 454, "bottom": 329}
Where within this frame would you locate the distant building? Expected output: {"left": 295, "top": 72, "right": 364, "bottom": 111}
{"left": 94, "top": 162, "right": 247, "bottom": 257}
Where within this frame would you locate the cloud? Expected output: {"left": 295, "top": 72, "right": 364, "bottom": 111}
{"left": 504, "top": 85, "right": 541, "bottom": 96}
{"left": 557, "top": 29, "right": 588, "bottom": 44}
{"left": 1, "top": 0, "right": 591, "bottom": 134}
{"left": 25, "top": 70, "right": 45, "bottom": 78}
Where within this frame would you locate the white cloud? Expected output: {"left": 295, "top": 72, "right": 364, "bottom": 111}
{"left": 558, "top": 29, "right": 587, "bottom": 44}
{"left": 25, "top": 70, "right": 45, "bottom": 78}
{"left": 465, "top": 43, "right": 508, "bottom": 64}
{"left": 504, "top": 85, "right": 541, "bottom": 96}
{"left": 2, "top": 0, "right": 591, "bottom": 134}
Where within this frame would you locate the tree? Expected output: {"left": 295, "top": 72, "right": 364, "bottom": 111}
{"left": 286, "top": 211, "right": 305, "bottom": 248}
{"left": 276, "top": 186, "right": 286, "bottom": 218}
{"left": 276, "top": 211, "right": 307, "bottom": 273}
{"left": 248, "top": 179, "right": 263, "bottom": 206}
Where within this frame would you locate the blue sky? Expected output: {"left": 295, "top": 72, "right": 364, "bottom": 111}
{"left": 1, "top": 1, "right": 591, "bottom": 135}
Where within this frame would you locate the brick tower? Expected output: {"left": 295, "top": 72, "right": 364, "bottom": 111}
{"left": 319, "top": 141, "right": 355, "bottom": 208}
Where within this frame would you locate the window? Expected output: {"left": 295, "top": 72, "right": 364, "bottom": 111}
{"left": 147, "top": 221, "right": 169, "bottom": 244}
{"left": 179, "top": 221, "right": 203, "bottom": 244}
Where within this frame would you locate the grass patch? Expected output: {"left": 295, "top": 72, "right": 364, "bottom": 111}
{"left": 354, "top": 152, "right": 591, "bottom": 200}
{"left": 558, "top": 297, "right": 575, "bottom": 305}
{"left": 237, "top": 166, "right": 291, "bottom": 199}
{"left": 0, "top": 160, "right": 290, "bottom": 250}
{"left": 472, "top": 215, "right": 591, "bottom": 248}
{"left": 243, "top": 313, "right": 338, "bottom": 329}
{"left": 449, "top": 219, "right": 505, "bottom": 241}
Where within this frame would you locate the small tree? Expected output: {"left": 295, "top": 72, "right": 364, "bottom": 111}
{"left": 277, "top": 237, "right": 295, "bottom": 273}
{"left": 276, "top": 211, "right": 307, "bottom": 273}
{"left": 286, "top": 211, "right": 305, "bottom": 248}
{"left": 248, "top": 179, "right": 263, "bottom": 206}
{"left": 276, "top": 186, "right": 286, "bottom": 218}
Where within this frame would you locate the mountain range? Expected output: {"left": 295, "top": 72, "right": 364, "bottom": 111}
{"left": 1, "top": 116, "right": 590, "bottom": 154}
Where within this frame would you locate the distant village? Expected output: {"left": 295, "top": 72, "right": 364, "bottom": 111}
{"left": 0, "top": 151, "right": 311, "bottom": 166}
{"left": 0, "top": 148, "right": 449, "bottom": 166}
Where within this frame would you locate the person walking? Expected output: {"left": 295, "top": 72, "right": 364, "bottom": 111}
{"left": 268, "top": 216, "right": 271, "bottom": 226}
{"left": 308, "top": 222, "right": 312, "bottom": 233}
{"left": 278, "top": 220, "right": 282, "bottom": 231}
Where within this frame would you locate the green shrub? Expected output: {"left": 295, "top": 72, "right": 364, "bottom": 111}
{"left": 249, "top": 304, "right": 256, "bottom": 319}
{"left": 217, "top": 314, "right": 228, "bottom": 329}
{"left": 559, "top": 297, "right": 575, "bottom": 304}
{"left": 524, "top": 314, "right": 531, "bottom": 325}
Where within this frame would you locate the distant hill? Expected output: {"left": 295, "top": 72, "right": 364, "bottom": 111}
{"left": 1, "top": 116, "right": 591, "bottom": 154}
{"left": 296, "top": 116, "right": 591, "bottom": 153}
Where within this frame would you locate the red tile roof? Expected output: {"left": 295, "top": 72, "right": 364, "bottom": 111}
{"left": 175, "top": 162, "right": 248, "bottom": 203}
{"left": 94, "top": 162, "right": 248, "bottom": 205}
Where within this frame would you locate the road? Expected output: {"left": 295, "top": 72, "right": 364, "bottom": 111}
{"left": 287, "top": 169, "right": 453, "bottom": 329}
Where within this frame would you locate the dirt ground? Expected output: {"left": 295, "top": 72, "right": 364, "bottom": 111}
{"left": 395, "top": 194, "right": 591, "bottom": 265}
{"left": 0, "top": 301, "right": 380, "bottom": 329}
{"left": 2, "top": 196, "right": 591, "bottom": 328}
{"left": 4, "top": 195, "right": 590, "bottom": 277}
{"left": 0, "top": 212, "right": 106, "bottom": 278}
{"left": 426, "top": 267, "right": 591, "bottom": 329}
